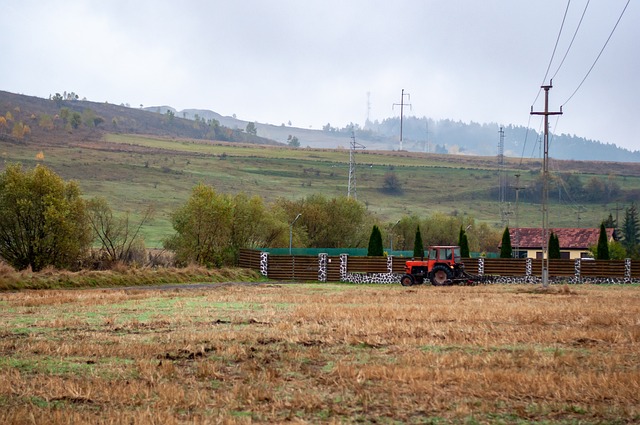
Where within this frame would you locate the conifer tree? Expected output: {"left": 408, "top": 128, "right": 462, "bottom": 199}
{"left": 413, "top": 225, "right": 424, "bottom": 259}
{"left": 548, "top": 232, "right": 561, "bottom": 259}
{"left": 597, "top": 222, "right": 610, "bottom": 260}
{"left": 367, "top": 225, "right": 383, "bottom": 256}
{"left": 500, "top": 227, "right": 512, "bottom": 258}
{"left": 458, "top": 226, "right": 470, "bottom": 258}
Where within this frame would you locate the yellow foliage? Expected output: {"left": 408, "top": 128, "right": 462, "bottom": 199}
{"left": 36, "top": 151, "right": 45, "bottom": 160}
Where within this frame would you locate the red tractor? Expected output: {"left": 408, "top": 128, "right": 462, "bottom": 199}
{"left": 400, "top": 245, "right": 468, "bottom": 286}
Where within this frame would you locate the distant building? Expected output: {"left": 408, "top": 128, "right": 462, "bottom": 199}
{"left": 501, "top": 227, "right": 617, "bottom": 260}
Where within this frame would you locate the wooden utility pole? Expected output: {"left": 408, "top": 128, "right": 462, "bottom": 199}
{"left": 531, "top": 82, "right": 562, "bottom": 287}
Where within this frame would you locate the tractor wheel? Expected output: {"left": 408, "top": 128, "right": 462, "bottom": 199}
{"left": 430, "top": 265, "right": 453, "bottom": 286}
{"left": 400, "top": 274, "right": 415, "bottom": 287}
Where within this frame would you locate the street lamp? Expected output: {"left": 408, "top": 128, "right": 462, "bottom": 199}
{"left": 289, "top": 213, "right": 302, "bottom": 255}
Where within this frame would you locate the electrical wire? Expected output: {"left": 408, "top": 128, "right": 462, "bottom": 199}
{"left": 531, "top": 0, "right": 572, "bottom": 107}
{"left": 561, "top": 0, "right": 631, "bottom": 107}
{"left": 550, "top": 0, "right": 591, "bottom": 81}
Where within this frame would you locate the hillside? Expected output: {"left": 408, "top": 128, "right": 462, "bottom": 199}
{"left": 2, "top": 90, "right": 640, "bottom": 248}
{"left": 144, "top": 104, "right": 640, "bottom": 162}
{"left": 0, "top": 90, "right": 282, "bottom": 147}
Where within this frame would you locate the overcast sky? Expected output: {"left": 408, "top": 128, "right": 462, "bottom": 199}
{"left": 2, "top": 1, "right": 638, "bottom": 152}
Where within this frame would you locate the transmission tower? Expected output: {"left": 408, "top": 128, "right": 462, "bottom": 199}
{"left": 392, "top": 89, "right": 411, "bottom": 151}
{"left": 347, "top": 129, "right": 366, "bottom": 199}
{"left": 530, "top": 82, "right": 562, "bottom": 287}
{"left": 366, "top": 92, "right": 371, "bottom": 125}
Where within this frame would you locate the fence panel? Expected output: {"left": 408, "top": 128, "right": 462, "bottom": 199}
{"left": 483, "top": 259, "right": 527, "bottom": 276}
{"left": 238, "top": 249, "right": 262, "bottom": 270}
{"left": 265, "top": 255, "right": 319, "bottom": 281}
{"left": 548, "top": 259, "right": 576, "bottom": 277}
{"left": 462, "top": 258, "right": 480, "bottom": 275}
{"left": 581, "top": 260, "right": 625, "bottom": 278}
{"left": 631, "top": 261, "right": 640, "bottom": 279}
{"left": 327, "top": 256, "right": 342, "bottom": 282}
{"left": 346, "top": 256, "right": 389, "bottom": 273}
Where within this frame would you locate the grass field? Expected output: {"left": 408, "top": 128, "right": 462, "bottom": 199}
{"left": 1, "top": 282, "right": 639, "bottom": 424}
{"left": 3, "top": 132, "right": 640, "bottom": 247}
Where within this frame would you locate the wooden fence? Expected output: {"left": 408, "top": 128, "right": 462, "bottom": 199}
{"left": 239, "top": 249, "right": 640, "bottom": 282}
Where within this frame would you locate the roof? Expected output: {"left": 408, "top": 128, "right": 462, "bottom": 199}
{"left": 504, "top": 227, "right": 616, "bottom": 250}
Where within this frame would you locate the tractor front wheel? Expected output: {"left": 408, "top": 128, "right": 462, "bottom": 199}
{"left": 400, "top": 274, "right": 415, "bottom": 287}
{"left": 430, "top": 265, "right": 452, "bottom": 286}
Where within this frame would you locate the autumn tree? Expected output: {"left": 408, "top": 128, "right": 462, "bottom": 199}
{"left": 86, "top": 197, "right": 154, "bottom": 265}
{"left": 245, "top": 122, "right": 257, "bottom": 135}
{"left": 164, "top": 184, "right": 234, "bottom": 267}
{"left": 382, "top": 172, "right": 402, "bottom": 194}
{"left": 0, "top": 164, "right": 92, "bottom": 271}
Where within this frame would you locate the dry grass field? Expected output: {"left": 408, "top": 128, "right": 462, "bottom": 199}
{"left": 1, "top": 283, "right": 639, "bottom": 424}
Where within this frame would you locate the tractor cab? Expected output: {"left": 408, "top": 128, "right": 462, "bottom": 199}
{"left": 401, "top": 245, "right": 464, "bottom": 286}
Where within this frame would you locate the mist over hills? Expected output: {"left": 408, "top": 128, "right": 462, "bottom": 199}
{"left": 146, "top": 105, "right": 640, "bottom": 162}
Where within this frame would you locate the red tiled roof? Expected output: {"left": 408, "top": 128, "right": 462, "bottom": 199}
{"left": 505, "top": 227, "right": 615, "bottom": 250}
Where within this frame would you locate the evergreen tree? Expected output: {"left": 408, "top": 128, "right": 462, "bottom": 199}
{"left": 597, "top": 222, "right": 610, "bottom": 260}
{"left": 367, "top": 225, "right": 384, "bottom": 256}
{"left": 548, "top": 232, "right": 561, "bottom": 259}
{"left": 621, "top": 203, "right": 640, "bottom": 257}
{"left": 413, "top": 225, "right": 424, "bottom": 259}
{"left": 500, "top": 227, "right": 512, "bottom": 258}
{"left": 458, "top": 225, "right": 470, "bottom": 258}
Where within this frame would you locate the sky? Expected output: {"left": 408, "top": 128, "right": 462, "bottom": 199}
{"left": 1, "top": 0, "right": 638, "bottom": 152}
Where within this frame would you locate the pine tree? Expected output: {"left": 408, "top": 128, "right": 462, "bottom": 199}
{"left": 548, "top": 232, "right": 561, "bottom": 259}
{"left": 367, "top": 225, "right": 384, "bottom": 256}
{"left": 413, "top": 225, "right": 424, "bottom": 259}
{"left": 597, "top": 222, "right": 610, "bottom": 260}
{"left": 621, "top": 203, "right": 640, "bottom": 257}
{"left": 500, "top": 227, "right": 512, "bottom": 258}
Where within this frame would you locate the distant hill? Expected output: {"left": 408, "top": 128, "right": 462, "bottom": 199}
{"left": 143, "top": 105, "right": 640, "bottom": 162}
{"left": 0, "top": 91, "right": 282, "bottom": 146}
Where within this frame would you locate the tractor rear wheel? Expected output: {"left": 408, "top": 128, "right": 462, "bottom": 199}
{"left": 400, "top": 274, "right": 415, "bottom": 286}
{"left": 430, "top": 265, "right": 452, "bottom": 286}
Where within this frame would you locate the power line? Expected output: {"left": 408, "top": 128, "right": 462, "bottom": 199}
{"left": 550, "top": 0, "right": 591, "bottom": 81}
{"left": 562, "top": 0, "right": 631, "bottom": 106}
{"left": 532, "top": 0, "right": 572, "bottom": 107}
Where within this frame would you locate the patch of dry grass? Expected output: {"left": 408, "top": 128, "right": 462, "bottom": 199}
{"left": 0, "top": 262, "right": 261, "bottom": 291}
{"left": 0, "top": 283, "right": 639, "bottom": 423}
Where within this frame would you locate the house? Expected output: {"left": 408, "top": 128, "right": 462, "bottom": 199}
{"left": 504, "top": 227, "right": 616, "bottom": 260}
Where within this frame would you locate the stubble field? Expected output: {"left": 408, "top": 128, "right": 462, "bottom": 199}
{"left": 1, "top": 283, "right": 639, "bottom": 424}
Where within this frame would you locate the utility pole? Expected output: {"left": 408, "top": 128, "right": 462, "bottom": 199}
{"left": 347, "top": 128, "right": 366, "bottom": 199}
{"left": 530, "top": 82, "right": 562, "bottom": 288}
{"left": 392, "top": 89, "right": 411, "bottom": 151}
{"left": 513, "top": 173, "right": 523, "bottom": 257}
{"left": 498, "top": 127, "right": 507, "bottom": 225}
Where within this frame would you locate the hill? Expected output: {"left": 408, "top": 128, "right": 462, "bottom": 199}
{"left": 144, "top": 104, "right": 640, "bottom": 162}
{"left": 2, "top": 90, "right": 640, "bottom": 248}
{"left": 0, "top": 90, "right": 282, "bottom": 147}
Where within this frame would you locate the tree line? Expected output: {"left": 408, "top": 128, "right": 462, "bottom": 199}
{"left": 0, "top": 164, "right": 510, "bottom": 272}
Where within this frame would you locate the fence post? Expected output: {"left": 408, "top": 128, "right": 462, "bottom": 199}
{"left": 340, "top": 254, "right": 348, "bottom": 281}
{"left": 478, "top": 258, "right": 484, "bottom": 276}
{"left": 260, "top": 251, "right": 269, "bottom": 277}
{"left": 574, "top": 258, "right": 581, "bottom": 283}
{"left": 318, "top": 253, "right": 328, "bottom": 282}
{"left": 625, "top": 258, "right": 632, "bottom": 282}
{"left": 387, "top": 255, "right": 393, "bottom": 274}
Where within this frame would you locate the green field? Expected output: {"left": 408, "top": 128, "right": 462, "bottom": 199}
{"left": 3, "top": 133, "right": 639, "bottom": 247}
